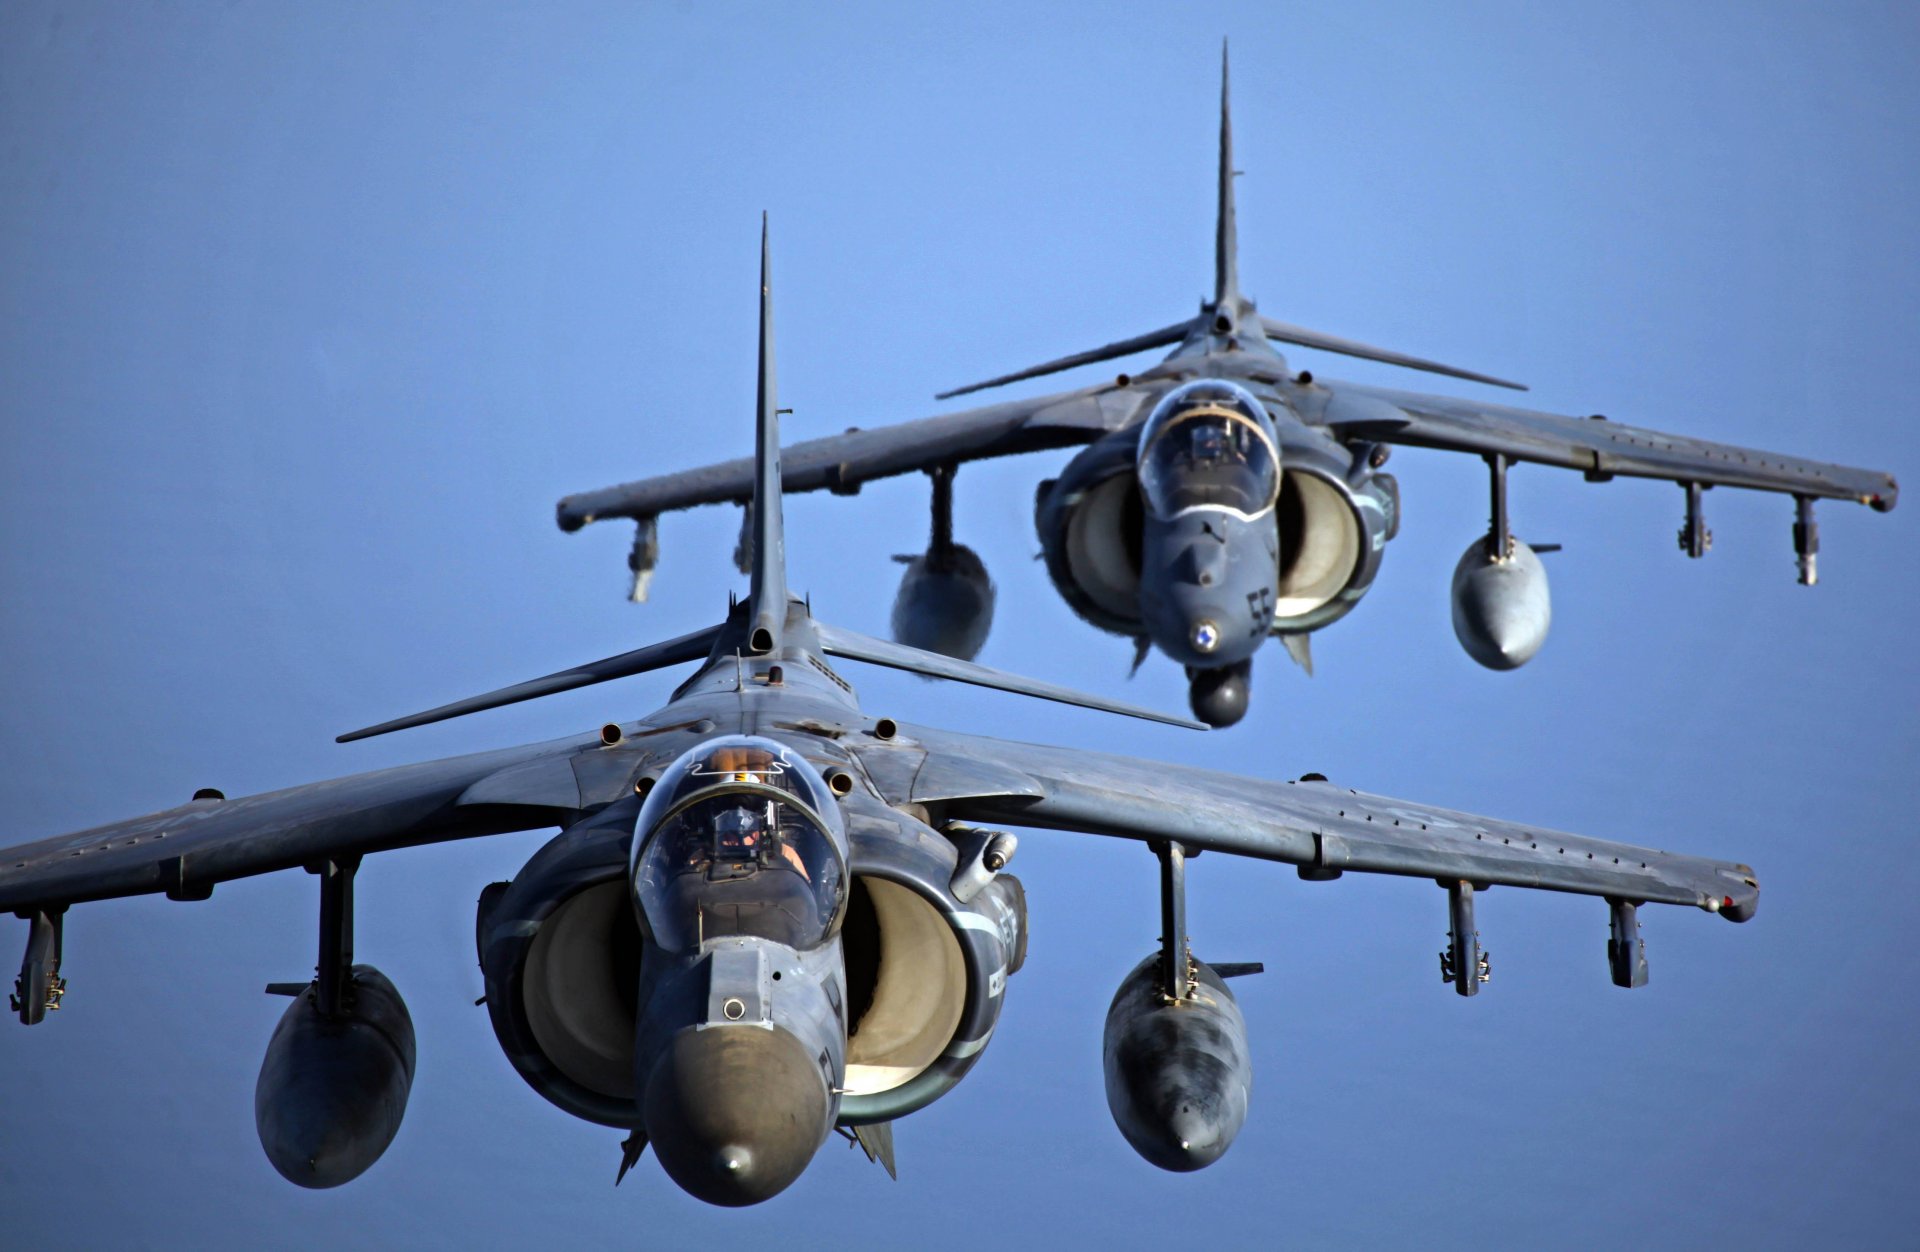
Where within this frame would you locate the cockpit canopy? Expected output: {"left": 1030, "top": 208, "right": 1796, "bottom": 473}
{"left": 630, "top": 736, "right": 848, "bottom": 954}
{"left": 1136, "top": 379, "right": 1281, "bottom": 520}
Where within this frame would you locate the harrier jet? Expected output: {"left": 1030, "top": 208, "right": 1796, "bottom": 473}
{"left": 556, "top": 48, "right": 1896, "bottom": 727}
{"left": 2, "top": 223, "right": 1758, "bottom": 1205}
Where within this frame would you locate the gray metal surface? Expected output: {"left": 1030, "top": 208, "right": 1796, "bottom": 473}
{"left": 1451, "top": 537, "right": 1552, "bottom": 671}
{"left": 1319, "top": 380, "right": 1896, "bottom": 504}
{"left": 889, "top": 465, "right": 996, "bottom": 661}
{"left": 553, "top": 47, "right": 1896, "bottom": 722}
{"left": 814, "top": 621, "right": 1203, "bottom": 730}
{"left": 0, "top": 221, "right": 1761, "bottom": 1205}
{"left": 745, "top": 215, "right": 788, "bottom": 657}
{"left": 254, "top": 964, "right": 416, "bottom": 1188}
{"left": 1103, "top": 953, "right": 1252, "bottom": 1172}
{"left": 854, "top": 725, "right": 1756, "bottom": 913}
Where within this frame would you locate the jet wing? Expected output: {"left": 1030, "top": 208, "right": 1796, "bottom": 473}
{"left": 1313, "top": 378, "right": 1897, "bottom": 508}
{"left": 852, "top": 724, "right": 1756, "bottom": 915}
{"left": 555, "top": 382, "right": 1157, "bottom": 530}
{"left": 0, "top": 733, "right": 611, "bottom": 913}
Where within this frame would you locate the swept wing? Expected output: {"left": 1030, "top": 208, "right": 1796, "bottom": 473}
{"left": 1319, "top": 378, "right": 1897, "bottom": 508}
{"left": 0, "top": 734, "right": 603, "bottom": 912}
{"left": 1, "top": 710, "right": 1757, "bottom": 922}
{"left": 554, "top": 383, "right": 1154, "bottom": 531}
{"left": 853, "top": 723, "right": 1758, "bottom": 916}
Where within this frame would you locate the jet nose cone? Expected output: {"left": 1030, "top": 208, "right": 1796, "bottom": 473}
{"left": 643, "top": 1024, "right": 830, "bottom": 1207}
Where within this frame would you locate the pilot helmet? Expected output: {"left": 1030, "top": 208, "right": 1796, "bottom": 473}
{"left": 630, "top": 735, "right": 849, "bottom": 952}
{"left": 1138, "top": 379, "right": 1274, "bottom": 444}
{"left": 1137, "top": 379, "right": 1281, "bottom": 519}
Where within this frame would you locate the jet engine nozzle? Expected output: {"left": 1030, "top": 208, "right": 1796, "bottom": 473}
{"left": 890, "top": 543, "right": 996, "bottom": 661}
{"left": 1450, "top": 535, "right": 1551, "bottom": 670}
{"left": 254, "top": 965, "right": 416, "bottom": 1189}
{"left": 1102, "top": 954, "right": 1252, "bottom": 1172}
{"left": 643, "top": 1023, "right": 831, "bottom": 1207}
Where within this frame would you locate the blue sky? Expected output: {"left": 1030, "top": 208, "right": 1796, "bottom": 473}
{"left": 2, "top": 3, "right": 1916, "bottom": 1247}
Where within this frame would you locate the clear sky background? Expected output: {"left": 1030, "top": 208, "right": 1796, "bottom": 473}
{"left": 3, "top": 3, "right": 1916, "bottom": 1247}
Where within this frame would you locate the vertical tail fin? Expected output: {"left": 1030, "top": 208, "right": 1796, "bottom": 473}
{"left": 340, "top": 217, "right": 1207, "bottom": 742}
{"left": 924, "top": 44, "right": 1522, "bottom": 400}
{"left": 1214, "top": 39, "right": 1239, "bottom": 311}
{"left": 746, "top": 213, "right": 788, "bottom": 654}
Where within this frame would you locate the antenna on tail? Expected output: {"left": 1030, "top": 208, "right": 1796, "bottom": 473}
{"left": 1215, "top": 39, "right": 1239, "bottom": 311}
{"left": 337, "top": 219, "right": 1210, "bottom": 743}
{"left": 746, "top": 213, "right": 788, "bottom": 654}
{"left": 930, "top": 45, "right": 1525, "bottom": 399}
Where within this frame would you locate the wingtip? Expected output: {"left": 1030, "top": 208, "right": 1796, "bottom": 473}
{"left": 336, "top": 717, "right": 411, "bottom": 743}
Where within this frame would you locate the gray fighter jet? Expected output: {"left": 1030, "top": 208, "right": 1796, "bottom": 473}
{"left": 0, "top": 222, "right": 1759, "bottom": 1206}
{"left": 556, "top": 48, "right": 1897, "bottom": 728}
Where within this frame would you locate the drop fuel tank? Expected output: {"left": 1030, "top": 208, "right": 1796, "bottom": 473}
{"left": 1451, "top": 535, "right": 1551, "bottom": 670}
{"left": 1102, "top": 953, "right": 1252, "bottom": 1172}
{"left": 254, "top": 964, "right": 416, "bottom": 1188}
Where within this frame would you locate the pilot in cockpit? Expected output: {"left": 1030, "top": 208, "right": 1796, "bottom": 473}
{"left": 633, "top": 734, "right": 847, "bottom": 953}
{"left": 1190, "top": 419, "right": 1230, "bottom": 464}
{"left": 1138, "top": 381, "right": 1280, "bottom": 519}
{"left": 695, "top": 798, "right": 811, "bottom": 882}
